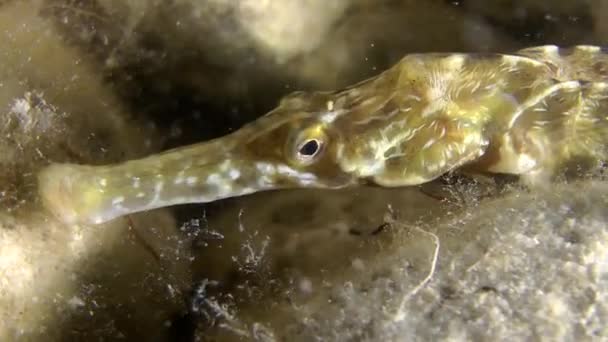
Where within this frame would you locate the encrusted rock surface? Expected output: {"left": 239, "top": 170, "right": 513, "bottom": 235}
{"left": 0, "top": 1, "right": 190, "bottom": 340}
{"left": 194, "top": 182, "right": 608, "bottom": 341}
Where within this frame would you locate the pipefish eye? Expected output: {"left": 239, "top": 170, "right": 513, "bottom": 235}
{"left": 298, "top": 139, "right": 322, "bottom": 158}
{"left": 289, "top": 126, "right": 328, "bottom": 166}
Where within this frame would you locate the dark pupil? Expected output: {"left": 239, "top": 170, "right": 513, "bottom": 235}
{"left": 299, "top": 139, "right": 319, "bottom": 156}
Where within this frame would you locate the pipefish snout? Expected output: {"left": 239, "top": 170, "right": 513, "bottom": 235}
{"left": 38, "top": 45, "right": 608, "bottom": 224}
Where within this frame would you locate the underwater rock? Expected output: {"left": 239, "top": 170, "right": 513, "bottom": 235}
{"left": 194, "top": 181, "right": 608, "bottom": 341}
{"left": 0, "top": 1, "right": 190, "bottom": 340}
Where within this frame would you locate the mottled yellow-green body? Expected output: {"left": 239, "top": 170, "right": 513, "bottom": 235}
{"left": 38, "top": 45, "right": 608, "bottom": 224}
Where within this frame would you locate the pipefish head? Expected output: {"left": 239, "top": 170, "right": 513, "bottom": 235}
{"left": 37, "top": 90, "right": 366, "bottom": 224}
{"left": 215, "top": 91, "right": 359, "bottom": 189}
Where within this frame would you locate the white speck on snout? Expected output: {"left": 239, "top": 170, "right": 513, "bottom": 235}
{"left": 219, "top": 160, "right": 232, "bottom": 172}
{"left": 174, "top": 170, "right": 186, "bottom": 185}
{"left": 99, "top": 178, "right": 107, "bottom": 187}
{"left": 112, "top": 196, "right": 125, "bottom": 205}
{"left": 258, "top": 175, "right": 274, "bottom": 187}
{"left": 132, "top": 177, "right": 141, "bottom": 188}
{"left": 239, "top": 187, "right": 256, "bottom": 195}
{"left": 186, "top": 176, "right": 198, "bottom": 185}
{"left": 136, "top": 192, "right": 146, "bottom": 198}
{"left": 276, "top": 165, "right": 318, "bottom": 184}
{"left": 149, "top": 182, "right": 164, "bottom": 205}
{"left": 255, "top": 162, "right": 276, "bottom": 174}
{"left": 218, "top": 183, "right": 233, "bottom": 196}
{"left": 228, "top": 169, "right": 241, "bottom": 180}
{"left": 206, "top": 173, "right": 223, "bottom": 186}
{"left": 277, "top": 165, "right": 299, "bottom": 177}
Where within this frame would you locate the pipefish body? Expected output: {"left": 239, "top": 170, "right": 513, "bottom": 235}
{"left": 38, "top": 45, "right": 608, "bottom": 225}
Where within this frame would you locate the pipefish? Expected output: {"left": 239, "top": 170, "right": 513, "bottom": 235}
{"left": 38, "top": 45, "right": 608, "bottom": 224}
